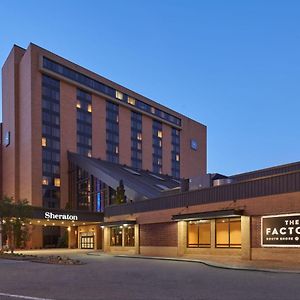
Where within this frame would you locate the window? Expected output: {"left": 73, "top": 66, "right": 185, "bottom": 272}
{"left": 157, "top": 130, "right": 163, "bottom": 138}
{"left": 216, "top": 218, "right": 241, "bottom": 248}
{"left": 42, "top": 137, "right": 47, "bottom": 147}
{"left": 76, "top": 101, "right": 81, "bottom": 109}
{"left": 187, "top": 220, "right": 211, "bottom": 248}
{"left": 88, "top": 104, "right": 92, "bottom": 112}
{"left": 110, "top": 226, "right": 135, "bottom": 247}
{"left": 110, "top": 226, "right": 123, "bottom": 246}
{"left": 116, "top": 90, "right": 123, "bottom": 100}
{"left": 128, "top": 97, "right": 136, "bottom": 106}
{"left": 42, "top": 177, "right": 49, "bottom": 185}
{"left": 54, "top": 178, "right": 61, "bottom": 187}
{"left": 124, "top": 226, "right": 135, "bottom": 247}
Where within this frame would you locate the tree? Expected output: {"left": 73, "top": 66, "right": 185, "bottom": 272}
{"left": 0, "top": 196, "right": 32, "bottom": 253}
{"left": 115, "top": 180, "right": 126, "bottom": 204}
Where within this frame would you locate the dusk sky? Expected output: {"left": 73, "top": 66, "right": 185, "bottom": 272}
{"left": 1, "top": 0, "right": 299, "bottom": 175}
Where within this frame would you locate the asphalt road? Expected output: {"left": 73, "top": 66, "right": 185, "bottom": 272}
{"left": 0, "top": 250, "right": 299, "bottom": 300}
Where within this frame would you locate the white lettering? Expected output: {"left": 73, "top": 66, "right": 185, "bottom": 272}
{"left": 279, "top": 227, "right": 286, "bottom": 235}
{"left": 44, "top": 212, "right": 78, "bottom": 221}
{"left": 266, "top": 228, "right": 271, "bottom": 235}
{"left": 272, "top": 228, "right": 279, "bottom": 235}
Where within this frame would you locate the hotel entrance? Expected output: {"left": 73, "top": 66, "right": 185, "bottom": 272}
{"left": 23, "top": 207, "right": 103, "bottom": 250}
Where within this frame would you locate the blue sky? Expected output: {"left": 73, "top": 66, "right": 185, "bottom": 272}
{"left": 0, "top": 0, "right": 299, "bottom": 175}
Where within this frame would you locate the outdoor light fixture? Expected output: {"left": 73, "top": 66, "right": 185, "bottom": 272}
{"left": 101, "top": 226, "right": 104, "bottom": 229}
{"left": 67, "top": 227, "right": 71, "bottom": 232}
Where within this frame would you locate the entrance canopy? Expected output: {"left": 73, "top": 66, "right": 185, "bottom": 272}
{"left": 26, "top": 206, "right": 104, "bottom": 227}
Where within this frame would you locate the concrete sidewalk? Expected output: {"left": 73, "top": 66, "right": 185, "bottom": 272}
{"left": 87, "top": 251, "right": 300, "bottom": 274}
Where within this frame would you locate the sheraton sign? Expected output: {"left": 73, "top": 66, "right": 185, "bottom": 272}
{"left": 44, "top": 212, "right": 78, "bottom": 221}
{"left": 262, "top": 214, "right": 300, "bottom": 247}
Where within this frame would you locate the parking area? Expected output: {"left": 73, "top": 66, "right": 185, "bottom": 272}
{"left": 0, "top": 249, "right": 299, "bottom": 300}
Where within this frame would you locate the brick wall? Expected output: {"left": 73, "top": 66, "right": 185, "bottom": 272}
{"left": 251, "top": 216, "right": 261, "bottom": 248}
{"left": 140, "top": 222, "right": 177, "bottom": 247}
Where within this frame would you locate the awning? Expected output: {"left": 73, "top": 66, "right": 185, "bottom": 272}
{"left": 172, "top": 209, "right": 244, "bottom": 221}
{"left": 99, "top": 220, "right": 136, "bottom": 227}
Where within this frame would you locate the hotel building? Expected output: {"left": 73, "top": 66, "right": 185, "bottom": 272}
{"left": 1, "top": 43, "right": 206, "bottom": 248}
{"left": 1, "top": 43, "right": 300, "bottom": 262}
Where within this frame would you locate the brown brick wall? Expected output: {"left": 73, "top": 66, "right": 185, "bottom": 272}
{"left": 140, "top": 222, "right": 178, "bottom": 247}
{"left": 251, "top": 216, "right": 261, "bottom": 248}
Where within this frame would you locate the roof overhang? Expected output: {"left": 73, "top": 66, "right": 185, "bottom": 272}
{"left": 172, "top": 209, "right": 244, "bottom": 221}
{"left": 99, "top": 220, "right": 136, "bottom": 227}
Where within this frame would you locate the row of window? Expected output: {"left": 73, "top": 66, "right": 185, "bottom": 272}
{"left": 106, "top": 102, "right": 119, "bottom": 163}
{"left": 42, "top": 75, "right": 61, "bottom": 209}
{"left": 43, "top": 57, "right": 181, "bottom": 126}
{"left": 110, "top": 226, "right": 135, "bottom": 247}
{"left": 77, "top": 89, "right": 92, "bottom": 157}
{"left": 188, "top": 218, "right": 241, "bottom": 248}
{"left": 171, "top": 128, "right": 180, "bottom": 178}
{"left": 108, "top": 218, "right": 241, "bottom": 249}
{"left": 131, "top": 111, "right": 142, "bottom": 170}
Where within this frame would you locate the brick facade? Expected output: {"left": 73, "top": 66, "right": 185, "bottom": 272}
{"left": 140, "top": 222, "right": 177, "bottom": 247}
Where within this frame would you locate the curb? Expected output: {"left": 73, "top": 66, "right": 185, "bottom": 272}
{"left": 112, "top": 254, "right": 300, "bottom": 274}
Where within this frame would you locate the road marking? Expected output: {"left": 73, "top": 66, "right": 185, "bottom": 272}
{"left": 0, "top": 292, "right": 54, "bottom": 300}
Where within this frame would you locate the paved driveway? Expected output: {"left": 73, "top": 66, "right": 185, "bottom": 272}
{"left": 0, "top": 249, "right": 299, "bottom": 300}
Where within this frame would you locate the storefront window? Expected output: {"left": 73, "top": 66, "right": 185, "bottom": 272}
{"left": 124, "top": 226, "right": 135, "bottom": 247}
{"left": 110, "top": 225, "right": 135, "bottom": 247}
{"left": 187, "top": 220, "right": 211, "bottom": 247}
{"left": 216, "top": 218, "right": 241, "bottom": 248}
{"left": 110, "top": 226, "right": 123, "bottom": 246}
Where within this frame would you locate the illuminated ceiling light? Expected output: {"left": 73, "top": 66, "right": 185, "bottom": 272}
{"left": 61, "top": 222, "right": 64, "bottom": 224}
{"left": 101, "top": 226, "right": 104, "bottom": 229}
{"left": 67, "top": 226, "right": 71, "bottom": 232}
{"left": 52, "top": 223, "right": 55, "bottom": 226}
{"left": 37, "top": 220, "right": 40, "bottom": 223}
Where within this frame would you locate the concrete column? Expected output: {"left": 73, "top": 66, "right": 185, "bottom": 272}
{"left": 103, "top": 227, "right": 110, "bottom": 253}
{"left": 134, "top": 224, "right": 140, "bottom": 254}
{"left": 68, "top": 226, "right": 77, "bottom": 249}
{"left": 177, "top": 221, "right": 187, "bottom": 257}
{"left": 241, "top": 216, "right": 251, "bottom": 260}
{"left": 211, "top": 219, "right": 216, "bottom": 248}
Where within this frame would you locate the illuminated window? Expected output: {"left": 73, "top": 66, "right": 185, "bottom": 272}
{"left": 54, "top": 178, "right": 61, "bottom": 187}
{"left": 42, "top": 177, "right": 49, "bottom": 185}
{"left": 128, "top": 97, "right": 136, "bottom": 106}
{"left": 110, "top": 226, "right": 123, "bottom": 246}
{"left": 116, "top": 91, "right": 123, "bottom": 100}
{"left": 110, "top": 226, "right": 135, "bottom": 247}
{"left": 157, "top": 130, "right": 163, "bottom": 138}
{"left": 151, "top": 107, "right": 155, "bottom": 114}
{"left": 176, "top": 154, "right": 180, "bottom": 161}
{"left": 216, "top": 218, "right": 241, "bottom": 248}
{"left": 187, "top": 220, "right": 211, "bottom": 248}
{"left": 88, "top": 104, "right": 92, "bottom": 112}
{"left": 76, "top": 101, "right": 81, "bottom": 109}
{"left": 137, "top": 133, "right": 142, "bottom": 141}
{"left": 124, "top": 226, "right": 135, "bottom": 247}
{"left": 87, "top": 150, "right": 92, "bottom": 157}
{"left": 42, "top": 137, "right": 47, "bottom": 147}
{"left": 115, "top": 146, "right": 119, "bottom": 154}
